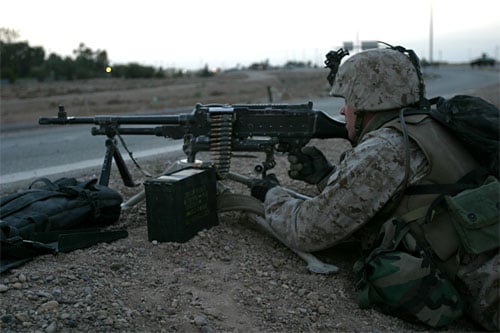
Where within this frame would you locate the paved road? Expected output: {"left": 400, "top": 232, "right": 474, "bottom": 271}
{"left": 1, "top": 65, "right": 498, "bottom": 188}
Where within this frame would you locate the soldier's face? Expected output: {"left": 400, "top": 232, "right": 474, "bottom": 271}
{"left": 340, "top": 102, "right": 357, "bottom": 141}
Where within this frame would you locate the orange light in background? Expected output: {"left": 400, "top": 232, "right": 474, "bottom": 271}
{"left": 105, "top": 66, "right": 112, "bottom": 73}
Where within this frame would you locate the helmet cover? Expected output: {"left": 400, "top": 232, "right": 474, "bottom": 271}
{"left": 330, "top": 48, "right": 422, "bottom": 111}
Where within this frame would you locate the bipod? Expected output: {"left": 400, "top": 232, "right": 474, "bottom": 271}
{"left": 99, "top": 136, "right": 137, "bottom": 188}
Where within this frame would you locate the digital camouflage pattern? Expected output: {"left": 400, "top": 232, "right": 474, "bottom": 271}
{"left": 456, "top": 252, "right": 499, "bottom": 331}
{"left": 329, "top": 49, "right": 421, "bottom": 111}
{"left": 264, "top": 126, "right": 428, "bottom": 252}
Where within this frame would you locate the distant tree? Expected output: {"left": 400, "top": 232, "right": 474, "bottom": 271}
{"left": 0, "top": 41, "right": 45, "bottom": 82}
{"left": 154, "top": 68, "right": 165, "bottom": 78}
{"left": 124, "top": 63, "right": 155, "bottom": 78}
{"left": 0, "top": 32, "right": 170, "bottom": 82}
{"left": 0, "top": 27, "right": 20, "bottom": 43}
{"left": 197, "top": 64, "right": 215, "bottom": 77}
{"left": 43, "top": 53, "right": 70, "bottom": 80}
{"left": 248, "top": 59, "right": 270, "bottom": 70}
{"left": 94, "top": 49, "right": 108, "bottom": 72}
{"left": 72, "top": 43, "right": 109, "bottom": 79}
{"left": 108, "top": 62, "right": 165, "bottom": 79}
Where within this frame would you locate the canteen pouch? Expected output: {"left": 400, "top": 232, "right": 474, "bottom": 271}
{"left": 445, "top": 177, "right": 500, "bottom": 254}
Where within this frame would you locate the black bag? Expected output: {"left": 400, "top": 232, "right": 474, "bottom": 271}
{"left": 0, "top": 178, "right": 126, "bottom": 272}
{"left": 429, "top": 95, "right": 499, "bottom": 177}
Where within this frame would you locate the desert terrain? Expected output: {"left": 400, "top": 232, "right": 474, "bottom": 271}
{"left": 0, "top": 67, "right": 498, "bottom": 332}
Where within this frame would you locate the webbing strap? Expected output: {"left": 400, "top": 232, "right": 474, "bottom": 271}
{"left": 0, "top": 191, "right": 66, "bottom": 219}
{"left": 405, "top": 167, "right": 490, "bottom": 196}
{"left": 399, "top": 206, "right": 429, "bottom": 223}
{"left": 216, "top": 193, "right": 265, "bottom": 216}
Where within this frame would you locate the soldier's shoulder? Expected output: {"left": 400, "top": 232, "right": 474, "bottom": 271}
{"left": 358, "top": 127, "right": 405, "bottom": 151}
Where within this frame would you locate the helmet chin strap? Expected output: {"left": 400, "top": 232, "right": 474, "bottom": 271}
{"left": 353, "top": 111, "right": 365, "bottom": 144}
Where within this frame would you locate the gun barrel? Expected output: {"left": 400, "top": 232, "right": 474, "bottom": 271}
{"left": 38, "top": 116, "right": 95, "bottom": 125}
{"left": 39, "top": 114, "right": 194, "bottom": 126}
{"left": 312, "top": 111, "right": 348, "bottom": 139}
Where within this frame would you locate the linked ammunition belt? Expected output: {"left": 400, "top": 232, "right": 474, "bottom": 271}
{"left": 210, "top": 111, "right": 233, "bottom": 175}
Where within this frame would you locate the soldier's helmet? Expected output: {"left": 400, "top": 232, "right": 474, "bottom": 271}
{"left": 330, "top": 48, "right": 423, "bottom": 111}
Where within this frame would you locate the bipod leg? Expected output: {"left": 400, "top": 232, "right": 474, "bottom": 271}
{"left": 99, "top": 138, "right": 137, "bottom": 187}
{"left": 112, "top": 142, "right": 137, "bottom": 187}
{"left": 99, "top": 138, "right": 115, "bottom": 187}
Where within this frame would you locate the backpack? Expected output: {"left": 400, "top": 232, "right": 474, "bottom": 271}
{"left": 354, "top": 95, "right": 499, "bottom": 328}
{"left": 0, "top": 177, "right": 126, "bottom": 272}
{"left": 429, "top": 95, "right": 499, "bottom": 177}
{"left": 413, "top": 94, "right": 500, "bottom": 257}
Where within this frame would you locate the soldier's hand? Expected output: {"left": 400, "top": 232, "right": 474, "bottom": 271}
{"left": 288, "top": 146, "right": 335, "bottom": 185}
{"left": 250, "top": 174, "right": 280, "bottom": 202}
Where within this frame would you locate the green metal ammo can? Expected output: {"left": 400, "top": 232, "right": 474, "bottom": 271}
{"left": 144, "top": 167, "right": 218, "bottom": 242}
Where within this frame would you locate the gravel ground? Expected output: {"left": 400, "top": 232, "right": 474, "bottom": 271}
{"left": 0, "top": 142, "right": 484, "bottom": 333}
{"left": 1, "top": 68, "right": 497, "bottom": 332}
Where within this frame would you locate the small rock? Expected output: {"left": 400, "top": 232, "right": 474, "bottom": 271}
{"left": 200, "top": 325, "right": 215, "bottom": 333}
{"left": 60, "top": 313, "right": 71, "bottom": 319}
{"left": 52, "top": 287, "right": 62, "bottom": 298}
{"left": 15, "top": 312, "right": 29, "bottom": 322}
{"left": 37, "top": 291, "right": 52, "bottom": 298}
{"left": 12, "top": 282, "right": 22, "bottom": 290}
{"left": 193, "top": 314, "right": 208, "bottom": 326}
{"left": 38, "top": 300, "right": 59, "bottom": 312}
{"left": 307, "top": 292, "right": 319, "bottom": 302}
{"left": 45, "top": 321, "right": 57, "bottom": 333}
{"left": 165, "top": 308, "right": 177, "bottom": 315}
{"left": 1, "top": 314, "right": 14, "bottom": 323}
{"left": 110, "top": 262, "right": 123, "bottom": 271}
{"left": 0, "top": 284, "right": 9, "bottom": 293}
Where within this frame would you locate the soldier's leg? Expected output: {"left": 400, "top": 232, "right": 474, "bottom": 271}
{"left": 457, "top": 251, "right": 499, "bottom": 331}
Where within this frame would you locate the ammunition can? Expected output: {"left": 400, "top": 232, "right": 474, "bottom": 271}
{"left": 144, "top": 167, "right": 218, "bottom": 242}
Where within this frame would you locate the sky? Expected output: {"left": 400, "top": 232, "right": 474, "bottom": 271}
{"left": 1, "top": 0, "right": 499, "bottom": 70}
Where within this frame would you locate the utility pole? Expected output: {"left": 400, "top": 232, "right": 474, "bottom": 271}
{"left": 429, "top": 1, "right": 434, "bottom": 64}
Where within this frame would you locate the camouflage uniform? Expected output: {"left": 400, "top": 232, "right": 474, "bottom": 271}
{"left": 264, "top": 126, "right": 428, "bottom": 252}
{"left": 263, "top": 47, "right": 498, "bottom": 330}
{"left": 456, "top": 252, "right": 500, "bottom": 331}
{"left": 265, "top": 121, "right": 498, "bottom": 330}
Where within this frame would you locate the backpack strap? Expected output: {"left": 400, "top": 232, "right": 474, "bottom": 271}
{"left": 405, "top": 167, "right": 490, "bottom": 196}
{"left": 29, "top": 178, "right": 59, "bottom": 190}
{"left": 0, "top": 178, "right": 83, "bottom": 219}
{"left": 0, "top": 191, "right": 68, "bottom": 219}
{"left": 1, "top": 228, "right": 128, "bottom": 273}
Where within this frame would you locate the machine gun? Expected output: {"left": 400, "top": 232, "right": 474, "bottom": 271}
{"left": 39, "top": 102, "right": 348, "bottom": 186}
{"left": 39, "top": 102, "right": 347, "bottom": 275}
